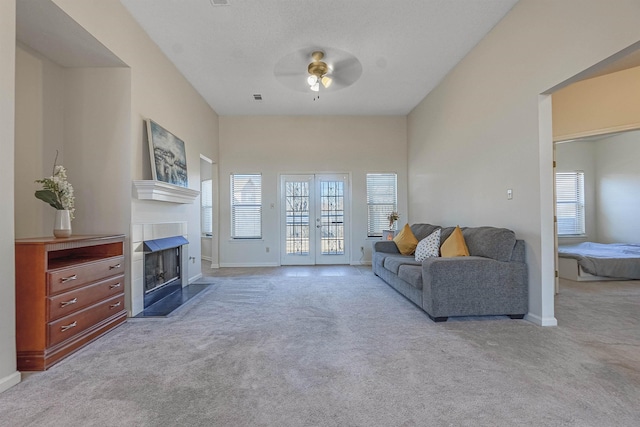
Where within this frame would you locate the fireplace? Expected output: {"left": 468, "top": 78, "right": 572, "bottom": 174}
{"left": 131, "top": 222, "right": 190, "bottom": 316}
{"left": 143, "top": 235, "right": 189, "bottom": 308}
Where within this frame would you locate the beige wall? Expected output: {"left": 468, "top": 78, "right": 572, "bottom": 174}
{"left": 52, "top": 0, "right": 220, "bottom": 292}
{"left": 407, "top": 0, "right": 640, "bottom": 325}
{"left": 553, "top": 66, "right": 640, "bottom": 141}
{"left": 555, "top": 131, "right": 640, "bottom": 245}
{"left": 11, "top": 0, "right": 221, "bottom": 320}
{"left": 594, "top": 131, "right": 640, "bottom": 243}
{"left": 0, "top": 0, "right": 20, "bottom": 393}
{"left": 14, "top": 46, "right": 47, "bottom": 238}
{"left": 219, "top": 116, "right": 407, "bottom": 266}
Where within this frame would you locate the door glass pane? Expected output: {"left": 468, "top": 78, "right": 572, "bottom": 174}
{"left": 285, "top": 181, "right": 310, "bottom": 255}
{"left": 320, "top": 180, "right": 344, "bottom": 255}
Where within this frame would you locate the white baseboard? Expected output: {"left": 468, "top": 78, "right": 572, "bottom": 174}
{"left": 350, "top": 261, "right": 371, "bottom": 266}
{"left": 219, "top": 262, "right": 280, "bottom": 268}
{"left": 201, "top": 256, "right": 212, "bottom": 262}
{"left": 189, "top": 273, "right": 203, "bottom": 283}
{"left": 0, "top": 371, "right": 21, "bottom": 394}
{"left": 525, "top": 312, "right": 558, "bottom": 327}
{"left": 209, "top": 263, "right": 220, "bottom": 269}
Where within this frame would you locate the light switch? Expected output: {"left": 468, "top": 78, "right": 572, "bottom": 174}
{"left": 507, "top": 189, "right": 513, "bottom": 200}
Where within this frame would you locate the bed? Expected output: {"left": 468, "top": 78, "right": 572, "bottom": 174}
{"left": 558, "top": 242, "right": 640, "bottom": 281}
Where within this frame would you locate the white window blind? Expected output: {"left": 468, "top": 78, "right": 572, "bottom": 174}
{"left": 556, "top": 171, "right": 585, "bottom": 236}
{"left": 231, "top": 173, "right": 262, "bottom": 239}
{"left": 366, "top": 173, "right": 397, "bottom": 237}
{"left": 201, "top": 179, "right": 213, "bottom": 235}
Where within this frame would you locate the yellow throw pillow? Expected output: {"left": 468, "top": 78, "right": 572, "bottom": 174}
{"left": 440, "top": 226, "right": 469, "bottom": 257}
{"left": 393, "top": 224, "right": 419, "bottom": 255}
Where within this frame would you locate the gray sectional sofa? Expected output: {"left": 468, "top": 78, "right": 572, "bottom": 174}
{"left": 372, "top": 224, "right": 528, "bottom": 322}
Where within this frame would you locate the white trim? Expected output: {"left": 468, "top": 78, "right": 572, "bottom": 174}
{"left": 0, "top": 371, "right": 21, "bottom": 394}
{"left": 189, "top": 273, "right": 203, "bottom": 283}
{"left": 209, "top": 263, "right": 220, "bottom": 269}
{"left": 227, "top": 238, "right": 264, "bottom": 243}
{"left": 554, "top": 122, "right": 640, "bottom": 143}
{"left": 350, "top": 261, "right": 371, "bottom": 266}
{"left": 219, "top": 262, "right": 279, "bottom": 268}
{"left": 538, "top": 94, "right": 558, "bottom": 327}
{"left": 525, "top": 313, "right": 558, "bottom": 327}
{"left": 132, "top": 180, "right": 200, "bottom": 204}
{"left": 199, "top": 154, "right": 214, "bottom": 164}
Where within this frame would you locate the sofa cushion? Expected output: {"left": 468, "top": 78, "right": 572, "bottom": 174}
{"left": 415, "top": 228, "right": 441, "bottom": 262}
{"left": 383, "top": 255, "right": 421, "bottom": 274}
{"left": 410, "top": 224, "right": 441, "bottom": 241}
{"left": 462, "top": 226, "right": 516, "bottom": 262}
{"left": 397, "top": 265, "right": 423, "bottom": 290}
{"left": 441, "top": 226, "right": 470, "bottom": 257}
{"left": 393, "top": 223, "right": 419, "bottom": 255}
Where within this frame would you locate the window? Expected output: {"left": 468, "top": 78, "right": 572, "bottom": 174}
{"left": 366, "top": 173, "right": 397, "bottom": 237}
{"left": 556, "top": 171, "right": 585, "bottom": 236}
{"left": 201, "top": 179, "right": 213, "bottom": 236}
{"left": 231, "top": 173, "right": 262, "bottom": 239}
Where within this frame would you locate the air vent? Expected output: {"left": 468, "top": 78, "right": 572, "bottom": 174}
{"left": 209, "top": 0, "right": 229, "bottom": 5}
{"left": 253, "top": 94, "right": 263, "bottom": 101}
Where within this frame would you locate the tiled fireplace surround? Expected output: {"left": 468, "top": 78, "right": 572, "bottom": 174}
{"left": 131, "top": 222, "right": 189, "bottom": 316}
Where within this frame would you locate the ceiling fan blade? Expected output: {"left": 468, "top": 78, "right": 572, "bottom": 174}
{"left": 330, "top": 57, "right": 362, "bottom": 86}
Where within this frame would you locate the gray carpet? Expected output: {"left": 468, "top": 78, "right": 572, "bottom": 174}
{"left": 1, "top": 274, "right": 639, "bottom": 426}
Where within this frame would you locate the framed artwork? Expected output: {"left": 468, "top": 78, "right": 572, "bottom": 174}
{"left": 146, "top": 119, "right": 189, "bottom": 188}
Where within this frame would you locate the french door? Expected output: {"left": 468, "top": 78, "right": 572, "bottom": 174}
{"left": 280, "top": 174, "right": 350, "bottom": 265}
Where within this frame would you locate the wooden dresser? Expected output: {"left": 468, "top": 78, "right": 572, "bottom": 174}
{"left": 15, "top": 234, "right": 127, "bottom": 371}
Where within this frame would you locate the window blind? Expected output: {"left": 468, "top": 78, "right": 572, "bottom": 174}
{"left": 231, "top": 174, "right": 262, "bottom": 239}
{"left": 201, "top": 179, "right": 213, "bottom": 235}
{"left": 556, "top": 171, "right": 585, "bottom": 236}
{"left": 366, "top": 173, "right": 397, "bottom": 237}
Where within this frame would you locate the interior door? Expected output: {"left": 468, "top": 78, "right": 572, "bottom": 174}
{"left": 281, "top": 174, "right": 350, "bottom": 265}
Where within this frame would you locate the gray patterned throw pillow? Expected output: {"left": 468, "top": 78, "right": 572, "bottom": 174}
{"left": 415, "top": 228, "right": 441, "bottom": 262}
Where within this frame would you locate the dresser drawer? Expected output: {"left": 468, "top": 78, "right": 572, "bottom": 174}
{"left": 47, "top": 274, "right": 124, "bottom": 321}
{"left": 48, "top": 294, "right": 125, "bottom": 347}
{"left": 48, "top": 255, "right": 124, "bottom": 294}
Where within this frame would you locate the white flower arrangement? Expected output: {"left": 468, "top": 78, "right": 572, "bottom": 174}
{"left": 35, "top": 157, "right": 75, "bottom": 220}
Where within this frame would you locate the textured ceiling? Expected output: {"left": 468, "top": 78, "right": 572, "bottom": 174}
{"left": 120, "top": 0, "right": 520, "bottom": 116}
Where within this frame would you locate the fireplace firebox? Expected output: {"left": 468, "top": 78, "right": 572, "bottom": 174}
{"left": 143, "top": 236, "right": 189, "bottom": 308}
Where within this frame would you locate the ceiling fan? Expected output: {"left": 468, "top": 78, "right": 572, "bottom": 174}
{"left": 274, "top": 47, "right": 363, "bottom": 94}
{"left": 306, "top": 51, "right": 332, "bottom": 92}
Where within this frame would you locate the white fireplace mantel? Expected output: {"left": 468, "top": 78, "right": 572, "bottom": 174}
{"left": 132, "top": 180, "right": 199, "bottom": 204}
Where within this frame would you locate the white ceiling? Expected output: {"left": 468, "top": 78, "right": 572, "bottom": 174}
{"left": 119, "top": 0, "right": 520, "bottom": 116}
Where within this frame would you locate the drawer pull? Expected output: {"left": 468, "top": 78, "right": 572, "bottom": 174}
{"left": 61, "top": 321, "right": 77, "bottom": 332}
{"left": 110, "top": 301, "right": 122, "bottom": 309}
{"left": 60, "top": 274, "right": 78, "bottom": 284}
{"left": 60, "top": 298, "right": 78, "bottom": 307}
{"left": 109, "top": 283, "right": 121, "bottom": 289}
{"left": 109, "top": 264, "right": 122, "bottom": 270}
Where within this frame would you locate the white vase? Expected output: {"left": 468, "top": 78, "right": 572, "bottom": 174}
{"left": 53, "top": 209, "right": 72, "bottom": 238}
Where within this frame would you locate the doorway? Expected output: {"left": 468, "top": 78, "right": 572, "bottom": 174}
{"left": 280, "top": 174, "right": 350, "bottom": 265}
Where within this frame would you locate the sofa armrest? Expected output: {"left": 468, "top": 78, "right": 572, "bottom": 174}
{"left": 422, "top": 257, "right": 528, "bottom": 318}
{"left": 373, "top": 240, "right": 400, "bottom": 254}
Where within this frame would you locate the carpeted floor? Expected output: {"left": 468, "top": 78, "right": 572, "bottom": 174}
{"left": 1, "top": 273, "right": 639, "bottom": 426}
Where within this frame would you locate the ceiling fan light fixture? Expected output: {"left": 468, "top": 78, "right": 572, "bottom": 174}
{"left": 321, "top": 76, "right": 332, "bottom": 89}
{"left": 307, "top": 75, "right": 318, "bottom": 86}
{"left": 310, "top": 82, "right": 320, "bottom": 92}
